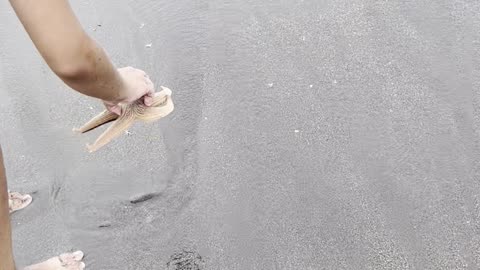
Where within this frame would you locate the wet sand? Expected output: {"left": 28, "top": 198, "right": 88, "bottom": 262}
{"left": 1, "top": 0, "right": 480, "bottom": 269}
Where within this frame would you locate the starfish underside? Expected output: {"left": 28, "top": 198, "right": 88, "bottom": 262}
{"left": 73, "top": 86, "right": 174, "bottom": 152}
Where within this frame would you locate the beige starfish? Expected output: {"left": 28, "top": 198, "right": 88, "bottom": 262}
{"left": 73, "top": 86, "right": 174, "bottom": 153}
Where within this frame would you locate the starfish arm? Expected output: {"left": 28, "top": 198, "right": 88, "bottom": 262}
{"left": 86, "top": 111, "right": 136, "bottom": 152}
{"left": 153, "top": 86, "right": 172, "bottom": 103}
{"left": 138, "top": 96, "right": 175, "bottom": 122}
{"left": 73, "top": 109, "right": 118, "bottom": 133}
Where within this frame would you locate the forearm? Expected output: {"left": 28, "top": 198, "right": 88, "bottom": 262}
{"left": 9, "top": 0, "right": 126, "bottom": 103}
{"left": 57, "top": 40, "right": 127, "bottom": 103}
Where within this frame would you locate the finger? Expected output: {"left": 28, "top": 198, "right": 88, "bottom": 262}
{"left": 143, "top": 83, "right": 155, "bottom": 106}
{"left": 144, "top": 95, "right": 154, "bottom": 106}
{"left": 145, "top": 78, "right": 155, "bottom": 93}
{"left": 111, "top": 106, "right": 122, "bottom": 115}
{"left": 144, "top": 79, "right": 155, "bottom": 107}
{"left": 106, "top": 104, "right": 122, "bottom": 115}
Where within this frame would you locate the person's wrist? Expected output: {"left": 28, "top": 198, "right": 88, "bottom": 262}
{"left": 104, "top": 70, "right": 129, "bottom": 104}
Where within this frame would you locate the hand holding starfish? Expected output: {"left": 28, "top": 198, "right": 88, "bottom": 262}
{"left": 103, "top": 66, "right": 155, "bottom": 116}
{"left": 74, "top": 86, "right": 174, "bottom": 153}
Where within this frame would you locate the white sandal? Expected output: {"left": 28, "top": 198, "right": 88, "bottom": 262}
{"left": 23, "top": 251, "right": 85, "bottom": 270}
{"left": 8, "top": 191, "right": 32, "bottom": 214}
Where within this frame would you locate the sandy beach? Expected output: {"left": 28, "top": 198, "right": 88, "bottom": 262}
{"left": 1, "top": 0, "right": 479, "bottom": 269}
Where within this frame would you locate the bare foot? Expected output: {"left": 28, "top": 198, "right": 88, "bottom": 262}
{"left": 8, "top": 191, "right": 32, "bottom": 214}
{"left": 23, "top": 251, "right": 85, "bottom": 270}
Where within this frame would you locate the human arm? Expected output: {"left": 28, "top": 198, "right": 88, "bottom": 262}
{"left": 9, "top": 0, "right": 154, "bottom": 114}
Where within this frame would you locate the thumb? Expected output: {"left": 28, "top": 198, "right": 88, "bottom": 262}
{"left": 143, "top": 92, "right": 154, "bottom": 107}
{"left": 143, "top": 78, "right": 155, "bottom": 106}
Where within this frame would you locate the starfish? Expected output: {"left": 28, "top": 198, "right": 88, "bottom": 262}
{"left": 73, "top": 86, "right": 174, "bottom": 153}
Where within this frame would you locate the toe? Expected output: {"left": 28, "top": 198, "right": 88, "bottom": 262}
{"left": 23, "top": 194, "right": 32, "bottom": 206}
{"left": 24, "top": 252, "right": 85, "bottom": 270}
{"left": 22, "top": 193, "right": 32, "bottom": 201}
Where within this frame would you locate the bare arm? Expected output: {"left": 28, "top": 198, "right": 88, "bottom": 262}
{"left": 9, "top": 0, "right": 154, "bottom": 111}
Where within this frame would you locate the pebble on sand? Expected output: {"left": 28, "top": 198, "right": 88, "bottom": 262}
{"left": 129, "top": 192, "right": 159, "bottom": 204}
{"left": 99, "top": 222, "right": 111, "bottom": 228}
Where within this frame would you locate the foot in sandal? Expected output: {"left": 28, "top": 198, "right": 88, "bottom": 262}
{"left": 23, "top": 251, "right": 85, "bottom": 270}
{"left": 8, "top": 191, "right": 32, "bottom": 214}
